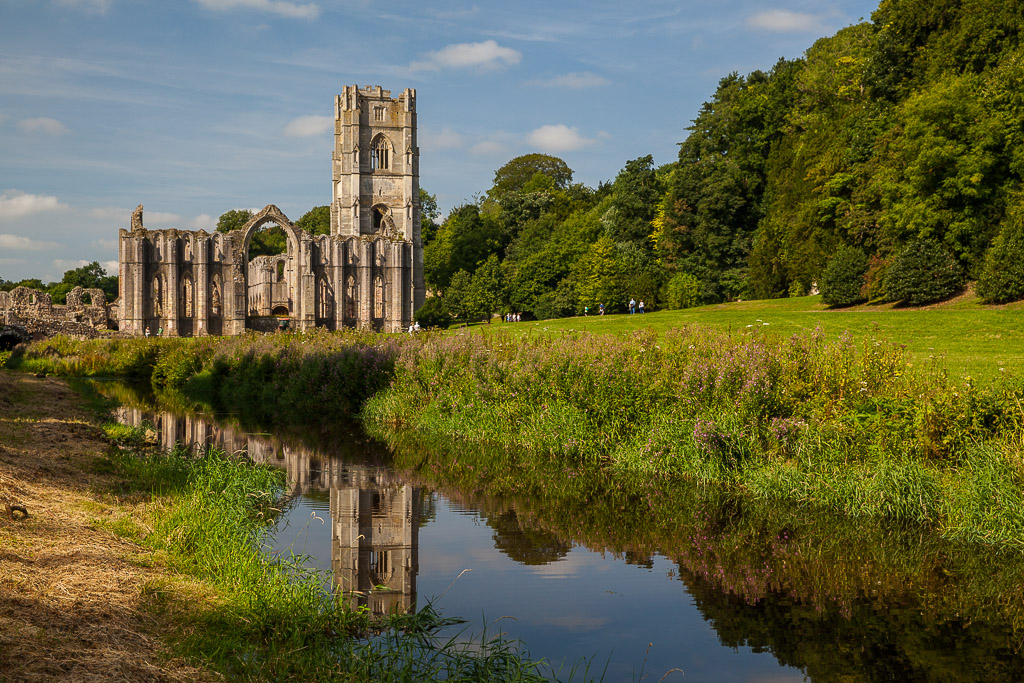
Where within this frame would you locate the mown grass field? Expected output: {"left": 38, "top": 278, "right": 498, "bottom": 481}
{"left": 476, "top": 293, "right": 1024, "bottom": 383}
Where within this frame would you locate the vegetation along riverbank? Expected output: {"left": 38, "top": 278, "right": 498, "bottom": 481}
{"left": 0, "top": 371, "right": 562, "bottom": 681}
{"left": 5, "top": 297, "right": 1024, "bottom": 551}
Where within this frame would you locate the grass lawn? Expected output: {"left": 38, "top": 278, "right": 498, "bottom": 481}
{"left": 471, "top": 292, "right": 1024, "bottom": 384}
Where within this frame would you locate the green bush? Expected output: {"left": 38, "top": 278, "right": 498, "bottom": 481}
{"left": 977, "top": 211, "right": 1024, "bottom": 304}
{"left": 414, "top": 296, "right": 453, "bottom": 329}
{"left": 884, "top": 239, "right": 964, "bottom": 306}
{"left": 664, "top": 272, "right": 702, "bottom": 309}
{"left": 820, "top": 246, "right": 868, "bottom": 307}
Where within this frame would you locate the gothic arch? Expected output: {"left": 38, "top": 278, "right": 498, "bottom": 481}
{"left": 237, "top": 205, "right": 302, "bottom": 258}
{"left": 370, "top": 133, "right": 392, "bottom": 171}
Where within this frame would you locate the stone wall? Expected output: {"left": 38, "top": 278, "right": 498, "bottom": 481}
{"left": 0, "top": 285, "right": 114, "bottom": 341}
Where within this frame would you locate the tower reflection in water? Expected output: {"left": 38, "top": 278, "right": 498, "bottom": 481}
{"left": 114, "top": 406, "right": 419, "bottom": 615}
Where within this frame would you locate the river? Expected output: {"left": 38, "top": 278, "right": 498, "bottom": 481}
{"left": 103, "top": 381, "right": 1024, "bottom": 682}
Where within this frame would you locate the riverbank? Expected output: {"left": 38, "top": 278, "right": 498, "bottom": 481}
{"left": 0, "top": 370, "right": 561, "bottom": 681}
{"left": 0, "top": 370, "right": 211, "bottom": 681}
{"left": 7, "top": 324, "right": 1024, "bottom": 549}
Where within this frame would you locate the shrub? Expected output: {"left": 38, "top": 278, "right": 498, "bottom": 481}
{"left": 884, "top": 239, "right": 964, "bottom": 306}
{"left": 864, "top": 254, "right": 888, "bottom": 303}
{"left": 977, "top": 211, "right": 1024, "bottom": 304}
{"left": 414, "top": 296, "right": 452, "bottom": 329}
{"left": 820, "top": 246, "right": 868, "bottom": 307}
{"left": 664, "top": 272, "right": 702, "bottom": 309}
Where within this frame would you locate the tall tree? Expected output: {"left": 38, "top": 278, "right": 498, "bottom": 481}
{"left": 296, "top": 205, "right": 330, "bottom": 235}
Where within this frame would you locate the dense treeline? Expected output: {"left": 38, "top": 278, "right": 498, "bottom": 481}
{"left": 422, "top": 0, "right": 1024, "bottom": 324}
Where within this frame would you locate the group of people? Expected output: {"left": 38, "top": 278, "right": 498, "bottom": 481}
{"left": 143, "top": 326, "right": 163, "bottom": 337}
{"left": 406, "top": 321, "right": 422, "bottom": 333}
{"left": 504, "top": 312, "right": 522, "bottom": 323}
{"left": 584, "top": 303, "right": 607, "bottom": 316}
{"left": 628, "top": 298, "right": 646, "bottom": 314}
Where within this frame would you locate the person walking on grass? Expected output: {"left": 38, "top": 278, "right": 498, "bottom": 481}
{"left": 599, "top": 303, "right": 605, "bottom": 315}
{"left": 639, "top": 300, "right": 645, "bottom": 314}
{"left": 629, "top": 298, "right": 636, "bottom": 314}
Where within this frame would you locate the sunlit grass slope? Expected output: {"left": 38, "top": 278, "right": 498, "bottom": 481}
{"left": 478, "top": 294, "right": 1024, "bottom": 383}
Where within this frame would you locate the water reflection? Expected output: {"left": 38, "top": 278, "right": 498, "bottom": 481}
{"left": 103, "top": 383, "right": 1024, "bottom": 681}
{"left": 114, "top": 402, "right": 419, "bottom": 615}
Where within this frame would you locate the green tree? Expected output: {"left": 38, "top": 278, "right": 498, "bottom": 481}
{"left": 820, "top": 247, "right": 868, "bottom": 307}
{"left": 468, "top": 254, "right": 506, "bottom": 323}
{"left": 664, "top": 272, "right": 702, "bottom": 309}
{"left": 419, "top": 188, "right": 441, "bottom": 246}
{"left": 661, "top": 60, "right": 801, "bottom": 302}
{"left": 296, "top": 205, "right": 330, "bottom": 235}
{"left": 423, "top": 204, "right": 502, "bottom": 290}
{"left": 488, "top": 154, "right": 573, "bottom": 202}
{"left": 884, "top": 239, "right": 964, "bottom": 305}
{"left": 572, "top": 236, "right": 627, "bottom": 313}
{"left": 977, "top": 203, "right": 1024, "bottom": 304}
{"left": 604, "top": 155, "right": 663, "bottom": 247}
{"left": 216, "top": 208, "right": 254, "bottom": 233}
{"left": 50, "top": 261, "right": 118, "bottom": 303}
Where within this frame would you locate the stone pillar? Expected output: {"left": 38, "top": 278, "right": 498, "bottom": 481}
{"left": 195, "top": 236, "right": 209, "bottom": 336}
{"left": 164, "top": 237, "right": 179, "bottom": 337}
{"left": 358, "top": 241, "right": 372, "bottom": 329}
{"left": 333, "top": 239, "right": 345, "bottom": 330}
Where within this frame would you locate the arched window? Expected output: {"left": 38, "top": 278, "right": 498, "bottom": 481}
{"left": 373, "top": 275, "right": 385, "bottom": 319}
{"left": 370, "top": 135, "right": 390, "bottom": 171}
{"left": 181, "top": 273, "right": 195, "bottom": 318}
{"left": 153, "top": 275, "right": 163, "bottom": 317}
{"left": 211, "top": 275, "right": 222, "bottom": 317}
{"left": 371, "top": 205, "right": 388, "bottom": 233}
{"left": 317, "top": 277, "right": 333, "bottom": 320}
{"left": 276, "top": 260, "right": 285, "bottom": 282}
{"left": 345, "top": 276, "right": 357, "bottom": 319}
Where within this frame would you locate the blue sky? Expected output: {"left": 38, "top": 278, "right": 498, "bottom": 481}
{"left": 0, "top": 0, "right": 878, "bottom": 283}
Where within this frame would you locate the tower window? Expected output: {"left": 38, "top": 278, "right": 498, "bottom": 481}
{"left": 373, "top": 106, "right": 385, "bottom": 122}
{"left": 370, "top": 136, "right": 390, "bottom": 170}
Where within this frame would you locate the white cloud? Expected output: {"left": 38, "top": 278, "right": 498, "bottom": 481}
{"left": 51, "top": 258, "right": 92, "bottom": 273}
{"left": 193, "top": 0, "right": 320, "bottom": 20}
{"left": 101, "top": 259, "right": 118, "bottom": 275}
{"left": 469, "top": 140, "right": 506, "bottom": 156}
{"left": 283, "top": 115, "right": 333, "bottom": 137}
{"left": 410, "top": 40, "right": 521, "bottom": 72}
{"left": 0, "top": 234, "right": 60, "bottom": 250}
{"left": 420, "top": 127, "right": 464, "bottom": 151}
{"left": 526, "top": 124, "right": 599, "bottom": 153}
{"left": 0, "top": 191, "right": 67, "bottom": 220}
{"left": 746, "top": 10, "right": 827, "bottom": 33}
{"left": 192, "top": 214, "right": 215, "bottom": 230}
{"left": 17, "top": 117, "right": 70, "bottom": 135}
{"left": 54, "top": 0, "right": 112, "bottom": 13}
{"left": 528, "top": 72, "right": 610, "bottom": 89}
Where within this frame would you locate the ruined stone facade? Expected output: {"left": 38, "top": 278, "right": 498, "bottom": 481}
{"left": 0, "top": 285, "right": 111, "bottom": 346}
{"left": 117, "top": 85, "right": 424, "bottom": 336}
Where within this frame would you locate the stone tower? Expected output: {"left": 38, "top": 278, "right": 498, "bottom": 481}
{"left": 332, "top": 85, "right": 425, "bottom": 313}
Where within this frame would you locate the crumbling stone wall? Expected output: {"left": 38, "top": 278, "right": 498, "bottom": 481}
{"left": 0, "top": 285, "right": 113, "bottom": 341}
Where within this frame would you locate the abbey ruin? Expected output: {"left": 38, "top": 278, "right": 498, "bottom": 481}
{"left": 117, "top": 85, "right": 424, "bottom": 336}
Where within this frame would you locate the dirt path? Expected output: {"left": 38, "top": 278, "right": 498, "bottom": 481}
{"left": 0, "top": 371, "right": 211, "bottom": 682}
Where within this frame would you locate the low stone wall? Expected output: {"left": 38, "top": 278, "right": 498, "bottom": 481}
{"left": 0, "top": 285, "right": 115, "bottom": 340}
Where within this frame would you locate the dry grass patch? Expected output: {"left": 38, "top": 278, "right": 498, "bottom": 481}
{"left": 0, "top": 371, "right": 212, "bottom": 682}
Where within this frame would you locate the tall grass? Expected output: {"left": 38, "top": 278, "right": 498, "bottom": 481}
{"left": 10, "top": 324, "right": 1024, "bottom": 546}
